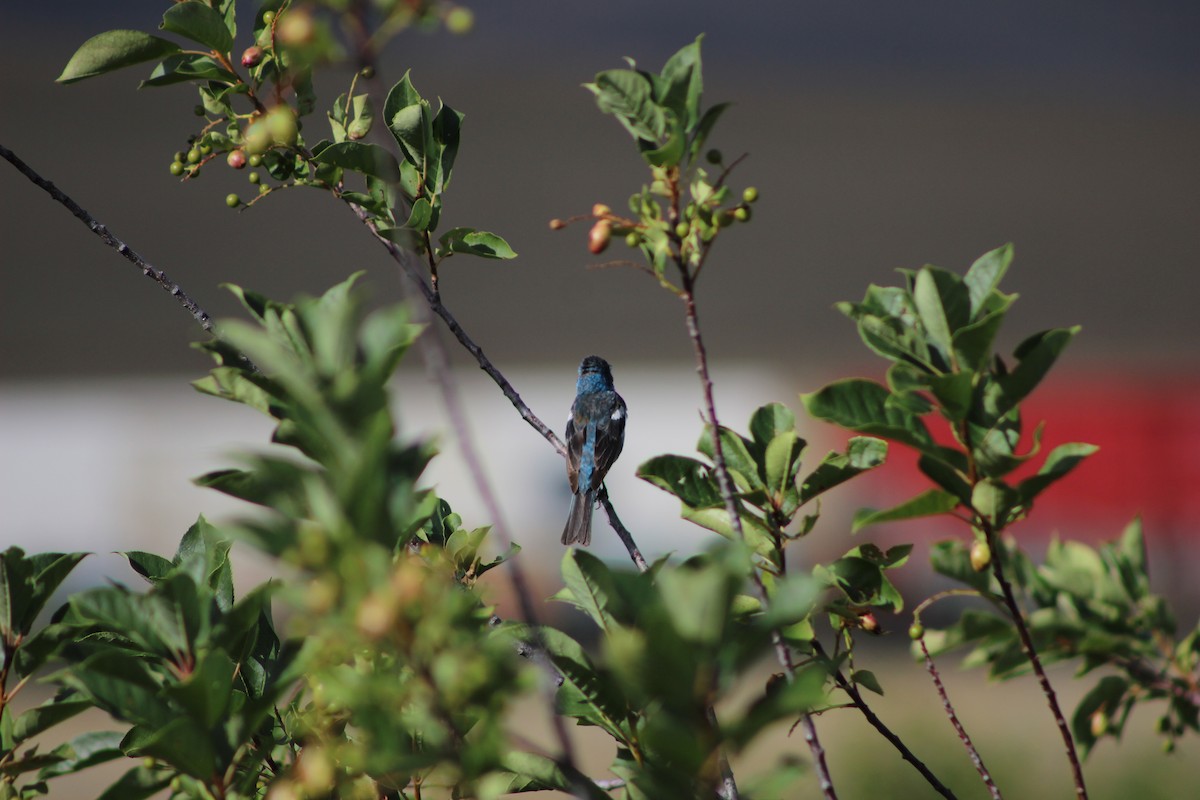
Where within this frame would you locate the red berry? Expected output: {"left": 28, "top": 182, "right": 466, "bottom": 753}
{"left": 226, "top": 149, "right": 247, "bottom": 170}
{"left": 241, "top": 46, "right": 264, "bottom": 68}
{"left": 587, "top": 220, "right": 612, "bottom": 254}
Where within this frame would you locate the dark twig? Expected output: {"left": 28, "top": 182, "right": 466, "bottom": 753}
{"left": 598, "top": 487, "right": 648, "bottom": 572}
{"left": 986, "top": 524, "right": 1088, "bottom": 800}
{"left": 812, "top": 640, "right": 959, "bottom": 800}
{"left": 0, "top": 144, "right": 215, "bottom": 334}
{"left": 957, "top": 416, "right": 1088, "bottom": 800}
{"left": 917, "top": 637, "right": 1002, "bottom": 799}
{"left": 348, "top": 205, "right": 566, "bottom": 454}
{"left": 911, "top": 590, "right": 1000, "bottom": 797}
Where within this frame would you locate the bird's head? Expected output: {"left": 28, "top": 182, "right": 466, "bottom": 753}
{"left": 577, "top": 355, "right": 615, "bottom": 392}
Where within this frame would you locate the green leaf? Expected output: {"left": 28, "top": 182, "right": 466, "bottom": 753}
{"left": 799, "top": 438, "right": 887, "bottom": 506}
{"left": 698, "top": 426, "right": 762, "bottom": 493}
{"left": 763, "top": 430, "right": 804, "bottom": 502}
{"left": 851, "top": 669, "right": 884, "bottom": 695}
{"left": 39, "top": 731, "right": 125, "bottom": 779}
{"left": 852, "top": 489, "right": 961, "bottom": 533}
{"left": 57, "top": 30, "right": 181, "bottom": 84}
{"left": 637, "top": 455, "right": 723, "bottom": 509}
{"left": 913, "top": 267, "right": 968, "bottom": 361}
{"left": 801, "top": 379, "right": 937, "bottom": 454}
{"left": 121, "top": 717, "right": 217, "bottom": 779}
{"left": 313, "top": 142, "right": 401, "bottom": 184}
{"left": 94, "top": 766, "right": 172, "bottom": 800}
{"left": 164, "top": 648, "right": 236, "bottom": 728}
{"left": 995, "top": 327, "right": 1079, "bottom": 415}
{"left": 1071, "top": 675, "right": 1129, "bottom": 757}
{"left": 929, "top": 372, "right": 973, "bottom": 421}
{"left": 749, "top": 403, "right": 795, "bottom": 449}
{"left": 140, "top": 54, "right": 237, "bottom": 87}
{"left": 161, "top": 1, "right": 234, "bottom": 54}
{"left": 1017, "top": 442, "right": 1098, "bottom": 506}
{"left": 964, "top": 243, "right": 1014, "bottom": 319}
{"left": 12, "top": 699, "right": 92, "bottom": 744}
{"left": 560, "top": 550, "right": 620, "bottom": 632}
{"left": 687, "top": 101, "right": 730, "bottom": 164}
{"left": 496, "top": 751, "right": 610, "bottom": 800}
{"left": 971, "top": 479, "right": 1019, "bottom": 527}
{"left": 438, "top": 227, "right": 517, "bottom": 259}
{"left": 656, "top": 559, "right": 734, "bottom": 646}
{"left": 585, "top": 69, "right": 666, "bottom": 143}
{"left": 404, "top": 197, "right": 433, "bottom": 231}
{"left": 123, "top": 551, "right": 175, "bottom": 583}
{"left": 659, "top": 36, "right": 704, "bottom": 132}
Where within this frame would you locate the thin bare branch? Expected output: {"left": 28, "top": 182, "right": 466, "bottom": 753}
{"left": 0, "top": 144, "right": 215, "bottom": 335}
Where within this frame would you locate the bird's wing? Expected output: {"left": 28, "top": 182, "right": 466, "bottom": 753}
{"left": 588, "top": 393, "right": 627, "bottom": 490}
{"left": 565, "top": 411, "right": 583, "bottom": 493}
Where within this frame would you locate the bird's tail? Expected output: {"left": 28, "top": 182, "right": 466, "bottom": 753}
{"left": 561, "top": 490, "right": 595, "bottom": 546}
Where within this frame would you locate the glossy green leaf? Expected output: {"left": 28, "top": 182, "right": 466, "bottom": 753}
{"left": 140, "top": 53, "right": 237, "bottom": 87}
{"left": 763, "top": 430, "right": 804, "bottom": 501}
{"left": 964, "top": 243, "right": 1013, "bottom": 319}
{"left": 637, "top": 455, "right": 723, "bottom": 509}
{"left": 698, "top": 426, "right": 762, "bottom": 492}
{"left": 798, "top": 437, "right": 887, "bottom": 505}
{"left": 852, "top": 489, "right": 961, "bottom": 533}
{"left": 404, "top": 197, "right": 433, "bottom": 231}
{"left": 913, "top": 266, "right": 966, "bottom": 360}
{"left": 749, "top": 403, "right": 795, "bottom": 449}
{"left": 851, "top": 669, "right": 884, "bottom": 695}
{"left": 971, "top": 479, "right": 1019, "bottom": 527}
{"left": 164, "top": 648, "right": 236, "bottom": 728}
{"left": 94, "top": 766, "right": 172, "bottom": 800}
{"left": 560, "top": 550, "right": 621, "bottom": 632}
{"left": 121, "top": 717, "right": 217, "bottom": 779}
{"left": 1017, "top": 442, "right": 1098, "bottom": 505}
{"left": 161, "top": 1, "right": 233, "bottom": 53}
{"left": 438, "top": 227, "right": 517, "bottom": 259}
{"left": 801, "top": 379, "right": 937, "bottom": 454}
{"left": 39, "top": 731, "right": 124, "bottom": 779}
{"left": 57, "top": 30, "right": 181, "bottom": 84}
{"left": 995, "top": 327, "right": 1079, "bottom": 415}
{"left": 659, "top": 35, "right": 704, "bottom": 132}
{"left": 313, "top": 142, "right": 401, "bottom": 184}
{"left": 586, "top": 69, "right": 666, "bottom": 143}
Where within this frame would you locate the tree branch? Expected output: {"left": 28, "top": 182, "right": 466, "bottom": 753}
{"left": 0, "top": 143, "right": 215, "bottom": 335}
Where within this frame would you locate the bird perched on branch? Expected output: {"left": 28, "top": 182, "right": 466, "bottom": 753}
{"left": 562, "top": 355, "right": 627, "bottom": 546}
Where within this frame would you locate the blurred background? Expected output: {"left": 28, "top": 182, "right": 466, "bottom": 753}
{"left": 2, "top": 1, "right": 1199, "bottom": 797}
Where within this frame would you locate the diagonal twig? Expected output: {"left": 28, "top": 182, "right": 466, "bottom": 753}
{"left": 0, "top": 143, "right": 215, "bottom": 335}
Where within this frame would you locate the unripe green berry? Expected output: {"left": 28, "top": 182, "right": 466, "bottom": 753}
{"left": 970, "top": 540, "right": 992, "bottom": 572}
{"left": 360, "top": 65, "right": 376, "bottom": 79}
{"left": 186, "top": 148, "right": 201, "bottom": 164}
{"left": 705, "top": 148, "right": 722, "bottom": 164}
{"left": 259, "top": 184, "right": 270, "bottom": 194}
{"left": 624, "top": 232, "right": 639, "bottom": 248}
{"left": 733, "top": 206, "right": 751, "bottom": 222}
{"left": 174, "top": 151, "right": 186, "bottom": 163}
{"left": 742, "top": 186, "right": 759, "bottom": 203}
{"left": 169, "top": 161, "right": 185, "bottom": 176}
{"left": 674, "top": 222, "right": 689, "bottom": 238}
{"left": 248, "top": 171, "right": 261, "bottom": 184}
{"left": 908, "top": 623, "right": 925, "bottom": 640}
{"left": 225, "top": 193, "right": 241, "bottom": 208}
{"left": 445, "top": 6, "right": 475, "bottom": 34}
{"left": 199, "top": 143, "right": 212, "bottom": 155}
{"left": 141, "top": 757, "right": 156, "bottom": 769}
{"left": 248, "top": 154, "right": 263, "bottom": 167}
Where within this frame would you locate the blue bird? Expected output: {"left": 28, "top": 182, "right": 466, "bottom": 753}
{"left": 562, "top": 355, "right": 627, "bottom": 546}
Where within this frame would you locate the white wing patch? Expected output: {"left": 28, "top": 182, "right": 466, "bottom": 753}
{"left": 611, "top": 408, "right": 624, "bottom": 421}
